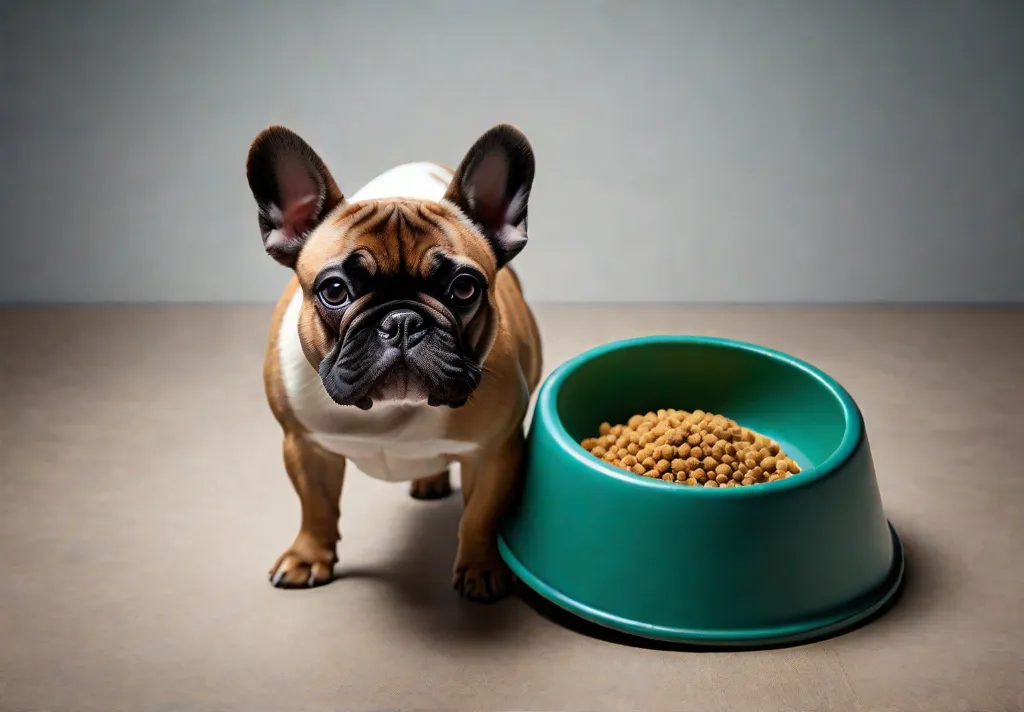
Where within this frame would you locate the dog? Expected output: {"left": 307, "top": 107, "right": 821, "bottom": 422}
{"left": 245, "top": 123, "right": 542, "bottom": 603}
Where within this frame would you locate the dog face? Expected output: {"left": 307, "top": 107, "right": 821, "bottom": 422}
{"left": 246, "top": 124, "right": 535, "bottom": 410}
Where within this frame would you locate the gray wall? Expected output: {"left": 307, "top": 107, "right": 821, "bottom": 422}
{"left": 2, "top": 1, "right": 1022, "bottom": 304}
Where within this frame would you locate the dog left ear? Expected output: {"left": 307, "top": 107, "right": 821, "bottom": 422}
{"left": 444, "top": 124, "right": 535, "bottom": 268}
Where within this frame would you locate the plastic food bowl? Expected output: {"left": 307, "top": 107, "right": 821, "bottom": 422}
{"left": 498, "top": 335, "right": 904, "bottom": 647}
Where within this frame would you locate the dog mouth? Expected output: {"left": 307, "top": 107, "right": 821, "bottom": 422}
{"left": 318, "top": 302, "right": 481, "bottom": 410}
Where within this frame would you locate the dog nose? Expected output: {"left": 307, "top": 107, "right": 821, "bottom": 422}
{"left": 378, "top": 309, "right": 427, "bottom": 347}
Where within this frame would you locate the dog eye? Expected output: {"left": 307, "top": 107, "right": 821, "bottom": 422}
{"left": 317, "top": 278, "right": 349, "bottom": 308}
{"left": 448, "top": 275, "right": 479, "bottom": 304}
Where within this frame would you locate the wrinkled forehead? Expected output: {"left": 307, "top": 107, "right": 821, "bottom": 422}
{"left": 296, "top": 199, "right": 495, "bottom": 285}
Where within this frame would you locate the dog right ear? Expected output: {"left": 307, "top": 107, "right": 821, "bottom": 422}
{"left": 245, "top": 126, "right": 345, "bottom": 268}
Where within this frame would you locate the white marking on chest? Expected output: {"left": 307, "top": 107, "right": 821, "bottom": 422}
{"left": 275, "top": 161, "right": 476, "bottom": 483}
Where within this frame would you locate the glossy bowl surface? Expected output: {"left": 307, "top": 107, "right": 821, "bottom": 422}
{"left": 498, "top": 335, "right": 903, "bottom": 646}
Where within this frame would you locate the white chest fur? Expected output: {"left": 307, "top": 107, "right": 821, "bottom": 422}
{"left": 275, "top": 162, "right": 478, "bottom": 483}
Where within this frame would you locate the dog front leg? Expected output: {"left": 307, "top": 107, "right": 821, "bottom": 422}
{"left": 269, "top": 432, "right": 346, "bottom": 589}
{"left": 452, "top": 429, "right": 524, "bottom": 603}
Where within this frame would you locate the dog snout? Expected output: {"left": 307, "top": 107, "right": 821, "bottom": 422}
{"left": 377, "top": 309, "right": 427, "bottom": 348}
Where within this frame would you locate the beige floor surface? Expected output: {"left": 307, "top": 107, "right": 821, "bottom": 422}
{"left": 1, "top": 305, "right": 1022, "bottom": 712}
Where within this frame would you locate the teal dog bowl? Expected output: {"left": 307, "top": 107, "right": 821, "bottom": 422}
{"left": 498, "top": 335, "right": 904, "bottom": 647}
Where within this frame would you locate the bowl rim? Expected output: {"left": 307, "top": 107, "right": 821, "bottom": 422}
{"left": 537, "top": 334, "right": 863, "bottom": 496}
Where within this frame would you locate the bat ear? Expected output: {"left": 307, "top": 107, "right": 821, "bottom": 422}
{"left": 444, "top": 123, "right": 535, "bottom": 268}
{"left": 245, "top": 126, "right": 345, "bottom": 268}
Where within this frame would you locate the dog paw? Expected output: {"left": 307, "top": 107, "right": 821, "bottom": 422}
{"left": 409, "top": 472, "right": 453, "bottom": 500}
{"left": 452, "top": 557, "right": 514, "bottom": 603}
{"left": 268, "top": 540, "right": 337, "bottom": 589}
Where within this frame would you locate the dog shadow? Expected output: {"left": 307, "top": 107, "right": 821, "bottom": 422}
{"left": 335, "top": 490, "right": 525, "bottom": 647}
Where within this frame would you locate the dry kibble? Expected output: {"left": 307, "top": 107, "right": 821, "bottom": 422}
{"left": 582, "top": 409, "right": 800, "bottom": 488}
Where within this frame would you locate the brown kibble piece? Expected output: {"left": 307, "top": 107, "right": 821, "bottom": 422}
{"left": 723, "top": 480, "right": 737, "bottom": 488}
{"left": 742, "top": 476, "right": 756, "bottom": 486}
{"left": 761, "top": 456, "right": 777, "bottom": 472}
{"left": 776, "top": 459, "right": 790, "bottom": 473}
{"left": 690, "top": 446, "right": 703, "bottom": 460}
{"left": 631, "top": 464, "right": 646, "bottom": 475}
{"left": 659, "top": 445, "right": 676, "bottom": 460}
{"left": 641, "top": 457, "right": 657, "bottom": 469}
{"left": 656, "top": 460, "right": 671, "bottom": 474}
{"left": 627, "top": 443, "right": 640, "bottom": 456}
{"left": 621, "top": 455, "right": 638, "bottom": 468}
{"left": 662, "top": 473, "right": 674, "bottom": 482}
{"left": 685, "top": 477, "right": 699, "bottom": 486}
{"left": 671, "top": 458, "right": 688, "bottom": 473}
{"left": 687, "top": 432, "right": 702, "bottom": 446}
{"left": 692, "top": 468, "right": 707, "bottom": 483}
{"left": 715, "top": 463, "right": 732, "bottom": 477}
{"left": 644, "top": 469, "right": 659, "bottom": 478}
{"left": 591, "top": 446, "right": 607, "bottom": 458}
{"left": 716, "top": 473, "right": 730, "bottom": 484}
{"left": 704, "top": 480, "right": 719, "bottom": 488}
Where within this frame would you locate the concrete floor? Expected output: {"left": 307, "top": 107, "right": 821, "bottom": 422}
{"left": 1, "top": 305, "right": 1022, "bottom": 712}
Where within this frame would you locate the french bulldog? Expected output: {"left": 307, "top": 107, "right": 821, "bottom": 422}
{"left": 246, "top": 124, "right": 542, "bottom": 602}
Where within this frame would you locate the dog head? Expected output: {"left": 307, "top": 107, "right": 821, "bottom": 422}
{"left": 246, "top": 124, "right": 535, "bottom": 410}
